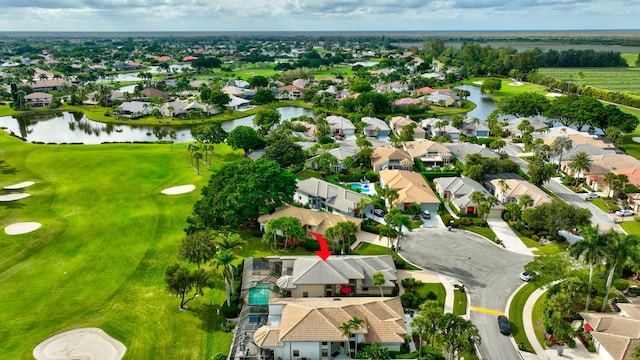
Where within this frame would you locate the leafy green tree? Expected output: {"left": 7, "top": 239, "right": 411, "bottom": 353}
{"left": 438, "top": 313, "right": 480, "bottom": 360}
{"left": 252, "top": 88, "right": 276, "bottom": 104}
{"left": 227, "top": 125, "right": 263, "bottom": 156}
{"left": 385, "top": 207, "right": 411, "bottom": 251}
{"left": 187, "top": 159, "right": 297, "bottom": 231}
{"left": 524, "top": 253, "right": 573, "bottom": 287}
{"left": 179, "top": 230, "right": 217, "bottom": 268}
{"left": 412, "top": 300, "right": 442, "bottom": 354}
{"left": 568, "top": 225, "right": 607, "bottom": 310}
{"left": 519, "top": 194, "right": 534, "bottom": 210}
{"left": 522, "top": 202, "right": 591, "bottom": 237}
{"left": 311, "top": 152, "right": 339, "bottom": 174}
{"left": 330, "top": 221, "right": 359, "bottom": 255}
{"left": 358, "top": 343, "right": 390, "bottom": 360}
{"left": 263, "top": 138, "right": 305, "bottom": 169}
{"left": 545, "top": 313, "right": 576, "bottom": 345}
{"left": 480, "top": 78, "right": 501, "bottom": 94}
{"left": 253, "top": 107, "right": 281, "bottom": 136}
{"left": 373, "top": 271, "right": 385, "bottom": 297}
{"left": 249, "top": 75, "right": 269, "bottom": 88}
{"left": 499, "top": 92, "right": 550, "bottom": 118}
{"left": 527, "top": 158, "right": 556, "bottom": 186}
{"left": 165, "top": 263, "right": 212, "bottom": 309}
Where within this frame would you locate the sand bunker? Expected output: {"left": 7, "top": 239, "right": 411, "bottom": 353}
{"left": 33, "top": 327, "right": 126, "bottom": 360}
{"left": 5, "top": 222, "right": 41, "bottom": 235}
{"left": 546, "top": 92, "right": 563, "bottom": 98}
{"left": 0, "top": 193, "right": 31, "bottom": 202}
{"left": 4, "top": 181, "right": 35, "bottom": 190}
{"left": 161, "top": 184, "right": 196, "bottom": 195}
{"left": 472, "top": 81, "right": 483, "bottom": 85}
{"left": 508, "top": 81, "right": 524, "bottom": 86}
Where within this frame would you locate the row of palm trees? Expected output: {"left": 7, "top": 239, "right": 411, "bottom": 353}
{"left": 568, "top": 225, "right": 639, "bottom": 311}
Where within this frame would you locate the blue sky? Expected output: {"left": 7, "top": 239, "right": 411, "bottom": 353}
{"left": 0, "top": 0, "right": 637, "bottom": 32}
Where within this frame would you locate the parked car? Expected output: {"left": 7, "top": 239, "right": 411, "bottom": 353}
{"left": 373, "top": 208, "right": 386, "bottom": 217}
{"left": 585, "top": 193, "right": 600, "bottom": 201}
{"left": 615, "top": 209, "right": 635, "bottom": 217}
{"left": 498, "top": 315, "right": 511, "bottom": 335}
{"left": 519, "top": 271, "right": 533, "bottom": 282}
{"left": 422, "top": 210, "right": 431, "bottom": 219}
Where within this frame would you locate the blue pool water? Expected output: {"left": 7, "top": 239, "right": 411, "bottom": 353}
{"left": 248, "top": 283, "right": 271, "bottom": 305}
{"left": 349, "top": 183, "right": 376, "bottom": 196}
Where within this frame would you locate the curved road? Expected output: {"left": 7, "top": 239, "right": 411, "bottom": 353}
{"left": 400, "top": 227, "right": 532, "bottom": 360}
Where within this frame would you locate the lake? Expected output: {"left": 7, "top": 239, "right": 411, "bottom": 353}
{"left": 0, "top": 106, "right": 315, "bottom": 144}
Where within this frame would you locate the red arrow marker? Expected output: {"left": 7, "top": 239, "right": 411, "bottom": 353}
{"left": 310, "top": 231, "right": 333, "bottom": 261}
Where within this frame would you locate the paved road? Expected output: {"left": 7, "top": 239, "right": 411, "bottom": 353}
{"left": 544, "top": 177, "right": 623, "bottom": 231}
{"left": 400, "top": 227, "right": 532, "bottom": 360}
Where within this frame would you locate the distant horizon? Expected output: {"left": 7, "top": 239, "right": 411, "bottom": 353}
{"left": 0, "top": 1, "right": 637, "bottom": 33}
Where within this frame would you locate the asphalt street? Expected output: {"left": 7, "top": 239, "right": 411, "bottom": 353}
{"left": 400, "top": 227, "right": 532, "bottom": 360}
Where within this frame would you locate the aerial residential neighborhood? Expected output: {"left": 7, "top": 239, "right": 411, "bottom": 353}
{"left": 1, "top": 28, "right": 640, "bottom": 360}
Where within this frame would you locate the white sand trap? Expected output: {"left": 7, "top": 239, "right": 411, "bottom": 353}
{"left": 4, "top": 181, "right": 35, "bottom": 190}
{"left": 33, "top": 327, "right": 126, "bottom": 360}
{"left": 546, "top": 92, "right": 563, "bottom": 98}
{"left": 5, "top": 222, "right": 41, "bottom": 235}
{"left": 0, "top": 193, "right": 31, "bottom": 202}
{"left": 508, "top": 81, "right": 524, "bottom": 86}
{"left": 161, "top": 184, "right": 196, "bottom": 195}
{"left": 472, "top": 81, "right": 484, "bottom": 85}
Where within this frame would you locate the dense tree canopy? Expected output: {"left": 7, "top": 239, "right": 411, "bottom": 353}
{"left": 186, "top": 158, "right": 297, "bottom": 232}
{"left": 263, "top": 137, "right": 305, "bottom": 169}
{"left": 226, "top": 126, "right": 264, "bottom": 156}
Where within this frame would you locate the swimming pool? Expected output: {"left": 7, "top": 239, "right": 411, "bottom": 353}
{"left": 349, "top": 183, "right": 377, "bottom": 196}
{"left": 248, "top": 283, "right": 271, "bottom": 305}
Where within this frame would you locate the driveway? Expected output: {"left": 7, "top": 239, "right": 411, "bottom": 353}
{"left": 399, "top": 227, "right": 532, "bottom": 360}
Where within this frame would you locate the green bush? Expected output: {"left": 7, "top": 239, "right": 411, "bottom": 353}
{"left": 301, "top": 240, "right": 320, "bottom": 251}
{"left": 426, "top": 291, "right": 438, "bottom": 300}
{"left": 472, "top": 218, "right": 487, "bottom": 227}
{"left": 318, "top": 135, "right": 334, "bottom": 144}
{"left": 400, "top": 292, "right": 418, "bottom": 308}
{"left": 220, "top": 302, "right": 239, "bottom": 318}
{"left": 613, "top": 278, "right": 630, "bottom": 292}
{"left": 401, "top": 277, "right": 422, "bottom": 289}
{"left": 362, "top": 223, "right": 380, "bottom": 234}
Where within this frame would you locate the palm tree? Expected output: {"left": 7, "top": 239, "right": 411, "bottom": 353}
{"left": 568, "top": 225, "right": 607, "bottom": 310}
{"left": 340, "top": 316, "right": 365, "bottom": 357}
{"left": 168, "top": 130, "right": 177, "bottom": 152}
{"left": 213, "top": 249, "right": 236, "bottom": 307}
{"left": 518, "top": 194, "right": 534, "bottom": 210}
{"left": 568, "top": 151, "right": 592, "bottom": 186}
{"left": 603, "top": 172, "right": 617, "bottom": 198}
{"left": 600, "top": 232, "right": 640, "bottom": 312}
{"left": 378, "top": 225, "right": 397, "bottom": 254}
{"left": 438, "top": 313, "right": 481, "bottom": 360}
{"left": 498, "top": 178, "right": 510, "bottom": 194}
{"left": 411, "top": 300, "right": 442, "bottom": 356}
{"left": 551, "top": 136, "right": 573, "bottom": 172}
{"left": 216, "top": 232, "right": 245, "bottom": 252}
{"left": 372, "top": 271, "right": 385, "bottom": 297}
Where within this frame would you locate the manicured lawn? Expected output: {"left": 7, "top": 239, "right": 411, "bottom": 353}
{"left": 532, "top": 291, "right": 547, "bottom": 350}
{"left": 295, "top": 169, "right": 323, "bottom": 180}
{"left": 620, "top": 220, "right": 640, "bottom": 235}
{"left": 508, "top": 282, "right": 538, "bottom": 354}
{"left": 452, "top": 289, "right": 467, "bottom": 316}
{"left": 415, "top": 283, "right": 446, "bottom": 307}
{"left": 352, "top": 242, "right": 420, "bottom": 270}
{"left": 0, "top": 132, "right": 249, "bottom": 359}
{"left": 460, "top": 225, "right": 496, "bottom": 241}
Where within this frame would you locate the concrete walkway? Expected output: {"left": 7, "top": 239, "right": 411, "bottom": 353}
{"left": 487, "top": 218, "right": 535, "bottom": 256}
{"left": 518, "top": 287, "right": 600, "bottom": 360}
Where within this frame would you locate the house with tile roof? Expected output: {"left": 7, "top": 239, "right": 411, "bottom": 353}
{"left": 390, "top": 116, "right": 426, "bottom": 139}
{"left": 580, "top": 303, "right": 640, "bottom": 360}
{"left": 489, "top": 178, "right": 552, "bottom": 207}
{"left": 253, "top": 296, "right": 406, "bottom": 360}
{"left": 24, "top": 92, "right": 53, "bottom": 108}
{"left": 257, "top": 205, "right": 363, "bottom": 241}
{"left": 277, "top": 85, "right": 304, "bottom": 100}
{"left": 269, "top": 255, "right": 397, "bottom": 298}
{"left": 294, "top": 178, "right": 372, "bottom": 217}
{"left": 371, "top": 146, "right": 413, "bottom": 172}
{"left": 434, "top": 177, "right": 503, "bottom": 218}
{"left": 404, "top": 140, "right": 452, "bottom": 168}
{"left": 326, "top": 115, "right": 356, "bottom": 138}
{"left": 379, "top": 169, "right": 440, "bottom": 214}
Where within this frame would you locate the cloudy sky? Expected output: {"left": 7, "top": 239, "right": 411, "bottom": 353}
{"left": 0, "top": 0, "right": 637, "bottom": 32}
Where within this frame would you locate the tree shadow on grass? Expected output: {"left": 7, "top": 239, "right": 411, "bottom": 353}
{"left": 194, "top": 302, "right": 223, "bottom": 333}
{"left": 0, "top": 160, "right": 19, "bottom": 175}
{"left": 0, "top": 201, "right": 27, "bottom": 210}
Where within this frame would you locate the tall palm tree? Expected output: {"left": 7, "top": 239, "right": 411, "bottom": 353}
{"left": 372, "top": 271, "right": 385, "bottom": 297}
{"left": 568, "top": 225, "right": 607, "bottom": 310}
{"left": 600, "top": 232, "right": 640, "bottom": 312}
{"left": 213, "top": 249, "right": 236, "bottom": 307}
{"left": 518, "top": 194, "right": 534, "bottom": 210}
{"left": 568, "top": 151, "right": 592, "bottom": 186}
{"left": 551, "top": 136, "right": 573, "bottom": 172}
{"left": 216, "top": 232, "right": 245, "bottom": 252}
{"left": 340, "top": 316, "right": 365, "bottom": 357}
{"left": 438, "top": 313, "right": 481, "bottom": 360}
{"left": 603, "top": 172, "right": 617, "bottom": 198}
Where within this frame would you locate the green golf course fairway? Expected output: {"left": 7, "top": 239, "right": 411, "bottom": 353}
{"left": 0, "top": 132, "right": 241, "bottom": 359}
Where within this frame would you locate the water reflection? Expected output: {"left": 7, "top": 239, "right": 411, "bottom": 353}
{"left": 0, "top": 107, "right": 315, "bottom": 144}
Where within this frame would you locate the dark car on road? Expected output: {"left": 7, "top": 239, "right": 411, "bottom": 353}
{"left": 498, "top": 315, "right": 511, "bottom": 335}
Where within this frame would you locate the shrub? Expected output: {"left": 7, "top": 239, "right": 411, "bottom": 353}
{"left": 531, "top": 234, "right": 540, "bottom": 241}
{"left": 613, "top": 278, "right": 630, "bottom": 292}
{"left": 362, "top": 223, "right": 380, "bottom": 234}
{"left": 318, "top": 135, "right": 334, "bottom": 144}
{"left": 301, "top": 240, "right": 320, "bottom": 251}
{"left": 472, "top": 218, "right": 487, "bottom": 227}
{"left": 426, "top": 291, "right": 438, "bottom": 300}
{"left": 401, "top": 277, "right": 421, "bottom": 289}
{"left": 400, "top": 292, "right": 418, "bottom": 308}
{"left": 220, "top": 302, "right": 239, "bottom": 318}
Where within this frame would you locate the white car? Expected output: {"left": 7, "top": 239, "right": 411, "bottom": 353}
{"left": 585, "top": 193, "right": 600, "bottom": 201}
{"left": 615, "top": 209, "right": 635, "bottom": 217}
{"left": 519, "top": 271, "right": 533, "bottom": 282}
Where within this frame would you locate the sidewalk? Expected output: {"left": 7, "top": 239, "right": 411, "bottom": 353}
{"left": 518, "top": 287, "right": 600, "bottom": 360}
{"left": 486, "top": 218, "right": 535, "bottom": 256}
